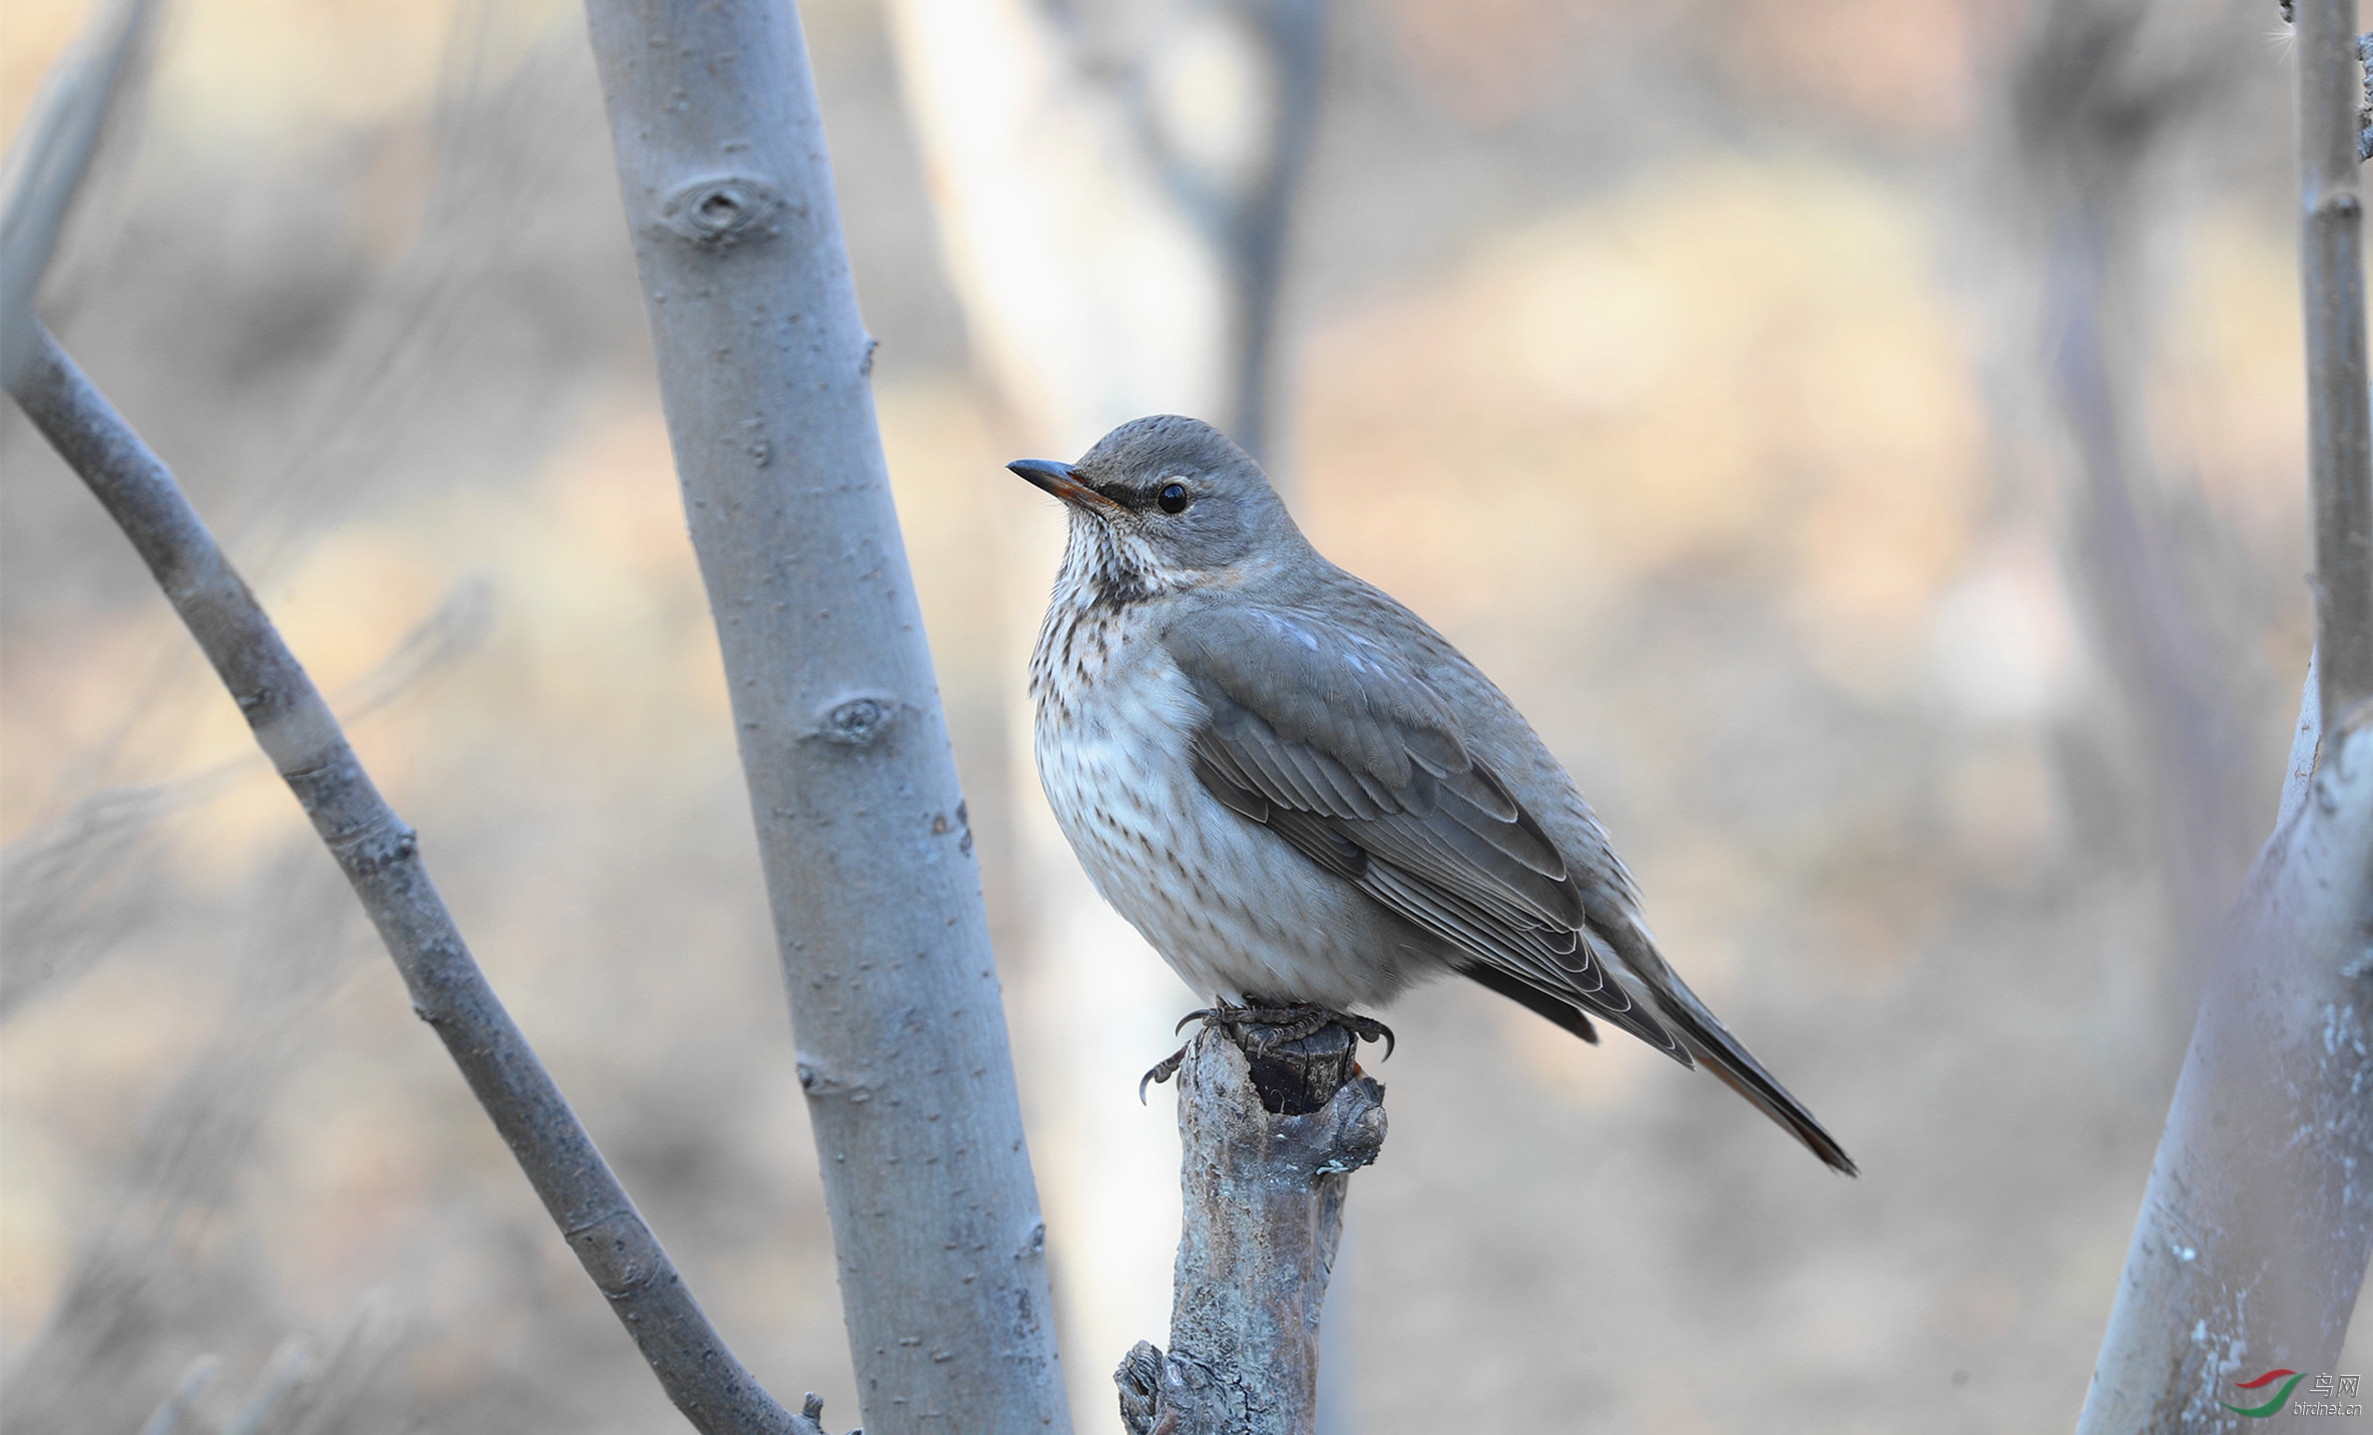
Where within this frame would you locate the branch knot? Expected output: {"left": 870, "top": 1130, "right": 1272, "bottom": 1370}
{"left": 659, "top": 174, "right": 784, "bottom": 248}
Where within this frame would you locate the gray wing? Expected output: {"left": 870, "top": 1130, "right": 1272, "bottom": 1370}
{"left": 1164, "top": 607, "right": 1688, "bottom": 1063}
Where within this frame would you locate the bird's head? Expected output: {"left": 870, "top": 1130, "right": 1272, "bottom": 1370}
{"left": 1007, "top": 415, "right": 1307, "bottom": 599}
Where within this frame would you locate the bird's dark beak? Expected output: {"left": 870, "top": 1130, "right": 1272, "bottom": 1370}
{"left": 1007, "top": 458, "right": 1120, "bottom": 511}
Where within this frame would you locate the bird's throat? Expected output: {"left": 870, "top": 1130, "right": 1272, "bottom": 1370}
{"left": 1029, "top": 520, "right": 1165, "bottom": 720}
{"left": 1059, "top": 514, "right": 1162, "bottom": 612}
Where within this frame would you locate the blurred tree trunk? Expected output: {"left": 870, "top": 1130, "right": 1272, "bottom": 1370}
{"left": 2075, "top": 2, "right": 2373, "bottom": 1428}
{"left": 878, "top": 3, "right": 1330, "bottom": 1424}
{"left": 2003, "top": 0, "right": 2266, "bottom": 1054}
{"left": 582, "top": 3, "right": 1073, "bottom": 1433}
{"left": 883, "top": 0, "right": 1323, "bottom": 463}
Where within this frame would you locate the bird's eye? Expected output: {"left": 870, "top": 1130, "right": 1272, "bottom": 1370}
{"left": 1157, "top": 482, "right": 1189, "bottom": 514}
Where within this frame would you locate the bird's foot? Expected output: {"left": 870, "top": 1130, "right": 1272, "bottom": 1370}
{"left": 1138, "top": 1044, "right": 1189, "bottom": 1104}
{"left": 1143, "top": 998, "right": 1392, "bottom": 1115}
{"left": 1173, "top": 999, "right": 1394, "bottom": 1060}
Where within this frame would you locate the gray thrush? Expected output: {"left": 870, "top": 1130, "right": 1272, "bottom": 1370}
{"left": 1009, "top": 414, "right": 1855, "bottom": 1174}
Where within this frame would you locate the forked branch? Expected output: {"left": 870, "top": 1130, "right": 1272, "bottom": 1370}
{"left": 0, "top": 6, "right": 819, "bottom": 1430}
{"left": 2075, "top": 3, "right": 2373, "bottom": 1427}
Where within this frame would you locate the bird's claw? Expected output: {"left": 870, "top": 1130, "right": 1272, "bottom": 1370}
{"left": 1166, "top": 999, "right": 1393, "bottom": 1060}
{"left": 1340, "top": 1011, "right": 1394, "bottom": 1060}
{"left": 1139, "top": 1044, "right": 1189, "bottom": 1102}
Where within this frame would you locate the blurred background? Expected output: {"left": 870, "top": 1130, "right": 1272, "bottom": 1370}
{"left": 1, "top": 0, "right": 2362, "bottom": 1430}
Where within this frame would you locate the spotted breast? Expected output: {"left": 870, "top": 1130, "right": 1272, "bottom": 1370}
{"left": 1029, "top": 519, "right": 1443, "bottom": 1009}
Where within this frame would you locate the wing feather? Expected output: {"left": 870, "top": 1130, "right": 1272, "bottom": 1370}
{"left": 1167, "top": 611, "right": 1687, "bottom": 1063}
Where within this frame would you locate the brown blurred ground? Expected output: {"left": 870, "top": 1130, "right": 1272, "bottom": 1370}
{"left": 1, "top": 0, "right": 2362, "bottom": 1431}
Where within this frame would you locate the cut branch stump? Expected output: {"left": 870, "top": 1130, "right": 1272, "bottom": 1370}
{"left": 1119, "top": 1025, "right": 1386, "bottom": 1435}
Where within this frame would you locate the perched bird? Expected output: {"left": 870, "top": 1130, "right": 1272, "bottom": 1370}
{"left": 1009, "top": 415, "right": 1855, "bottom": 1174}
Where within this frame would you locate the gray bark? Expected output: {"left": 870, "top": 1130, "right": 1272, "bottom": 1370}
{"left": 579, "top": 4, "right": 1072, "bottom": 1432}
{"left": 2075, "top": 692, "right": 2373, "bottom": 1432}
{"left": 1118, "top": 1028, "right": 1385, "bottom": 1435}
{"left": 2076, "top": 3, "right": 2373, "bottom": 1428}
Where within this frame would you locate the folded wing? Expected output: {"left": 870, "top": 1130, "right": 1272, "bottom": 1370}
{"left": 1166, "top": 607, "right": 1689, "bottom": 1064}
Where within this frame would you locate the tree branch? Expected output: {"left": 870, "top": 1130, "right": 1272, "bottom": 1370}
{"left": 2075, "top": 692, "right": 2373, "bottom": 1430}
{"left": 580, "top": 3, "right": 1074, "bottom": 1431}
{"left": 2007, "top": 0, "right": 2263, "bottom": 1033}
{"left": 2301, "top": 0, "right": 2373, "bottom": 727}
{"left": 4, "top": 327, "right": 816, "bottom": 1435}
{"left": 1119, "top": 1027, "right": 1385, "bottom": 1435}
{"left": 880, "top": 0, "right": 1328, "bottom": 462}
{"left": 0, "top": 0, "right": 155, "bottom": 389}
{"left": 1218, "top": 0, "right": 1328, "bottom": 465}
{"left": 6, "top": 32, "right": 812, "bottom": 1435}
{"left": 0, "top": 17, "right": 823, "bottom": 1381}
{"left": 2075, "top": 4, "right": 2373, "bottom": 1426}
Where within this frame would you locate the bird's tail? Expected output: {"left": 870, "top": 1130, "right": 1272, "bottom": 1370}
{"left": 1604, "top": 920, "right": 1858, "bottom": 1176}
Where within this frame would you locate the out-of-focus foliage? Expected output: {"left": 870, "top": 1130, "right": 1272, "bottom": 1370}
{"left": 0, "top": 0, "right": 2359, "bottom": 1432}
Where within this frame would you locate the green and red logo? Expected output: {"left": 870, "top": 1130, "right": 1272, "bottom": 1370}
{"left": 2221, "top": 1369, "right": 2305, "bottom": 1419}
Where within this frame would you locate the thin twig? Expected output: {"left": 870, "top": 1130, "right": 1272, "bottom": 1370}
{"left": 2301, "top": 2, "right": 2373, "bottom": 726}
{"left": 0, "top": 5, "right": 827, "bottom": 1431}
{"left": 133, "top": 1357, "right": 219, "bottom": 1435}
{"left": 5, "top": 326, "right": 805, "bottom": 1435}
{"left": 1088, "top": 0, "right": 1329, "bottom": 462}
{"left": 1220, "top": 0, "right": 1327, "bottom": 464}
{"left": 2007, "top": 0, "right": 2261, "bottom": 1034}
{"left": 217, "top": 1337, "right": 311, "bottom": 1435}
{"left": 0, "top": 577, "right": 494, "bottom": 1020}
{"left": 0, "top": 0, "right": 156, "bottom": 388}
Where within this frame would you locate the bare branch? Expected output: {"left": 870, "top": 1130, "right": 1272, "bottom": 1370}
{"left": 2076, "top": 694, "right": 2373, "bottom": 1430}
{"left": 218, "top": 1336, "right": 311, "bottom": 1435}
{"left": 2005, "top": 0, "right": 2264, "bottom": 1033}
{"left": 1, "top": 577, "right": 494, "bottom": 1022}
{"left": 580, "top": 2, "right": 1074, "bottom": 1431}
{"left": 882, "top": 0, "right": 1327, "bottom": 460}
{"left": 0, "top": 783, "right": 168, "bottom": 1021}
{"left": 1122, "top": 1027, "right": 1385, "bottom": 1435}
{"left": 0, "top": 0, "right": 157, "bottom": 388}
{"left": 2301, "top": 1, "right": 2373, "bottom": 726}
{"left": 1105, "top": 0, "right": 1332, "bottom": 461}
{"left": 1218, "top": 0, "right": 1328, "bottom": 464}
{"left": 2, "top": 842, "right": 351, "bottom": 1428}
{"left": 134, "top": 1357, "right": 219, "bottom": 1435}
{"left": 2, "top": 325, "right": 801, "bottom": 1435}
